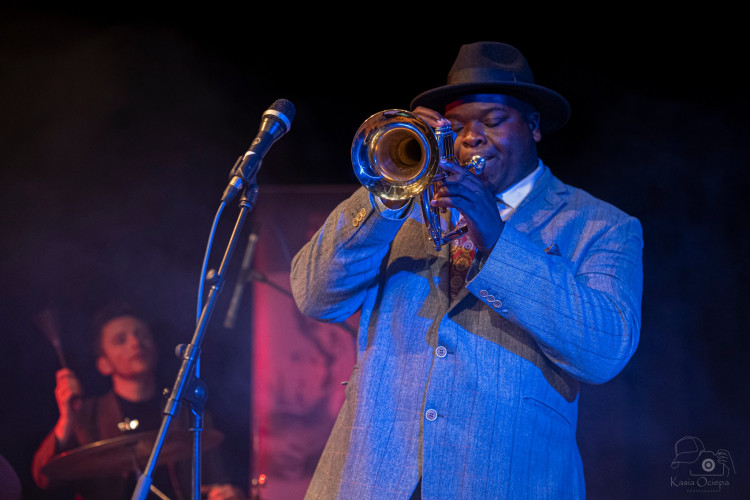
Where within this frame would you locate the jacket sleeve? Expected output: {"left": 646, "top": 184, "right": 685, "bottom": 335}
{"left": 32, "top": 430, "right": 58, "bottom": 489}
{"left": 31, "top": 429, "right": 79, "bottom": 489}
{"left": 467, "top": 213, "right": 644, "bottom": 384}
{"left": 290, "top": 187, "right": 410, "bottom": 323}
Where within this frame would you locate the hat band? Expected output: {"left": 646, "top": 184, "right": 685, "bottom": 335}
{"left": 444, "top": 93, "right": 536, "bottom": 113}
{"left": 448, "top": 67, "right": 532, "bottom": 86}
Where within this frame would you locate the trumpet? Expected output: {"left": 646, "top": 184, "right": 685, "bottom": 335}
{"left": 351, "top": 109, "right": 484, "bottom": 251}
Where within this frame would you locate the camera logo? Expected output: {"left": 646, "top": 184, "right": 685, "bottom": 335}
{"left": 670, "top": 436, "right": 735, "bottom": 493}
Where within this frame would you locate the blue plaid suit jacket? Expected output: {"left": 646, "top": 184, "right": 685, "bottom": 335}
{"left": 291, "top": 164, "right": 643, "bottom": 499}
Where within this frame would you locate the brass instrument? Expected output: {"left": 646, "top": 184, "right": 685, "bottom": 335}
{"left": 351, "top": 109, "right": 484, "bottom": 251}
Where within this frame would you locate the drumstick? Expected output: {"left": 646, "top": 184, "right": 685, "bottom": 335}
{"left": 34, "top": 306, "right": 68, "bottom": 368}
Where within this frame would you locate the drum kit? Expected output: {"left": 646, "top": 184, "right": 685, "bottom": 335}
{"left": 34, "top": 306, "right": 224, "bottom": 486}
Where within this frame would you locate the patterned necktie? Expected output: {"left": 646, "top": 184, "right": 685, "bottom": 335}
{"left": 449, "top": 217, "right": 476, "bottom": 301}
{"left": 448, "top": 201, "right": 509, "bottom": 301}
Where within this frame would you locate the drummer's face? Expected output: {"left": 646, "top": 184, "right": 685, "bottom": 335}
{"left": 97, "top": 315, "right": 157, "bottom": 379}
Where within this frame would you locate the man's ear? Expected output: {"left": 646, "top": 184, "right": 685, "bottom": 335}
{"left": 97, "top": 356, "right": 113, "bottom": 376}
{"left": 529, "top": 111, "right": 542, "bottom": 142}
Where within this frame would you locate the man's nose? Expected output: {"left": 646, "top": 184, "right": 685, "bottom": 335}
{"left": 459, "top": 123, "right": 485, "bottom": 147}
{"left": 128, "top": 333, "right": 145, "bottom": 348}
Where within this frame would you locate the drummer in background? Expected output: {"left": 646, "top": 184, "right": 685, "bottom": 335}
{"left": 32, "top": 300, "right": 247, "bottom": 500}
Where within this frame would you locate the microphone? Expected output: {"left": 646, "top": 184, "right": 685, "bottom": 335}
{"left": 223, "top": 99, "right": 296, "bottom": 202}
{"left": 223, "top": 231, "right": 259, "bottom": 329}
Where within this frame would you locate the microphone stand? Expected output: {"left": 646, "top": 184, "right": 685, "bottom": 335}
{"left": 131, "top": 183, "right": 260, "bottom": 500}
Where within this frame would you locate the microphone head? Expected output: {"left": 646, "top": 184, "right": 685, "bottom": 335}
{"left": 266, "top": 99, "right": 296, "bottom": 131}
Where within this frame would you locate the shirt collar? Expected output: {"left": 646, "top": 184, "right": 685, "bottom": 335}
{"left": 497, "top": 158, "right": 543, "bottom": 209}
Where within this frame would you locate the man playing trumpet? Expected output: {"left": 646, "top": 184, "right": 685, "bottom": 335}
{"left": 291, "top": 41, "right": 643, "bottom": 499}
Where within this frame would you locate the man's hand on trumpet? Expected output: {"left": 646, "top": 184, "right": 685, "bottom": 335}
{"left": 413, "top": 106, "right": 504, "bottom": 253}
{"left": 430, "top": 157, "right": 504, "bottom": 253}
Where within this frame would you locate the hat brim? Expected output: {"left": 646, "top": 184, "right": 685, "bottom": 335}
{"left": 410, "top": 82, "right": 571, "bottom": 134}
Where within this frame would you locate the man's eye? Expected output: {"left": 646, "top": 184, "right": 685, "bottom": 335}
{"left": 485, "top": 117, "right": 504, "bottom": 127}
{"left": 485, "top": 113, "right": 506, "bottom": 127}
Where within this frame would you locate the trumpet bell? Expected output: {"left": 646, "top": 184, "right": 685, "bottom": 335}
{"left": 351, "top": 109, "right": 440, "bottom": 200}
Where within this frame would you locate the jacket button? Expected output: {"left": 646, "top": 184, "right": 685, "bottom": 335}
{"left": 435, "top": 346, "right": 447, "bottom": 358}
{"left": 425, "top": 409, "right": 438, "bottom": 421}
{"left": 479, "top": 290, "right": 488, "bottom": 297}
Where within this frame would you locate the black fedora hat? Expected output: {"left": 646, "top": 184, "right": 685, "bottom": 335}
{"left": 410, "top": 41, "right": 571, "bottom": 133}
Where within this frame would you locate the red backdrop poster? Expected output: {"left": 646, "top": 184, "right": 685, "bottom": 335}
{"left": 248, "top": 185, "right": 358, "bottom": 500}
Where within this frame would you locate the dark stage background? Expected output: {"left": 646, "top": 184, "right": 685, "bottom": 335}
{"left": 1, "top": 8, "right": 748, "bottom": 500}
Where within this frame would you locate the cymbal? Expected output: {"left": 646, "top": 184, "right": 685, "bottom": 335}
{"left": 41, "top": 429, "right": 224, "bottom": 481}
